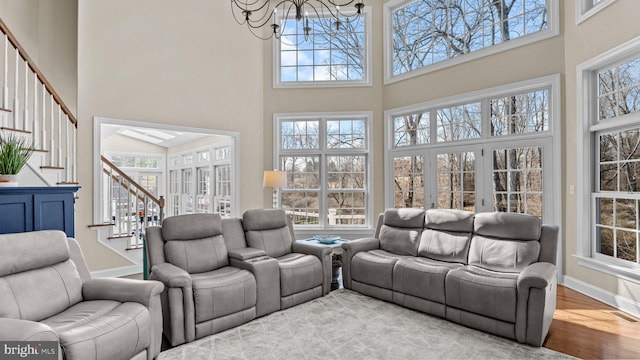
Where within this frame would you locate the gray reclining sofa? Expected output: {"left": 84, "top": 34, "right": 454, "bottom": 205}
{"left": 146, "top": 209, "right": 332, "bottom": 346}
{"left": 0, "top": 230, "right": 164, "bottom": 360}
{"left": 341, "top": 208, "right": 558, "bottom": 347}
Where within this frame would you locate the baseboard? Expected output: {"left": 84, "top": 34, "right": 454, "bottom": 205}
{"left": 91, "top": 265, "right": 142, "bottom": 278}
{"left": 562, "top": 275, "right": 640, "bottom": 318}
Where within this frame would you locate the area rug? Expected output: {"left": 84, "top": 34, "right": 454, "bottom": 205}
{"left": 157, "top": 289, "right": 574, "bottom": 360}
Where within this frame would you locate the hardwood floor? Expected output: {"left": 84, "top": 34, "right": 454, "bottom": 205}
{"left": 544, "top": 285, "right": 640, "bottom": 359}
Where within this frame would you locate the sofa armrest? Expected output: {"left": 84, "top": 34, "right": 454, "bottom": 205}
{"left": 516, "top": 262, "right": 557, "bottom": 346}
{"left": 231, "top": 256, "right": 281, "bottom": 317}
{"left": 0, "top": 318, "right": 58, "bottom": 342}
{"left": 292, "top": 241, "right": 332, "bottom": 294}
{"left": 150, "top": 262, "right": 192, "bottom": 288}
{"left": 517, "top": 262, "right": 556, "bottom": 290}
{"left": 341, "top": 237, "right": 380, "bottom": 289}
{"left": 83, "top": 278, "right": 164, "bottom": 307}
{"left": 292, "top": 241, "right": 332, "bottom": 259}
{"left": 228, "top": 247, "right": 267, "bottom": 261}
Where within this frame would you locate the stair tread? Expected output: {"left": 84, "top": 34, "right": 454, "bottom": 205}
{"left": 108, "top": 235, "right": 133, "bottom": 240}
{"left": 57, "top": 181, "right": 80, "bottom": 185}
{"left": 1, "top": 127, "right": 32, "bottom": 134}
{"left": 87, "top": 223, "right": 115, "bottom": 228}
{"left": 0, "top": 107, "right": 11, "bottom": 113}
{"left": 126, "top": 245, "right": 144, "bottom": 251}
{"left": 41, "top": 166, "right": 64, "bottom": 170}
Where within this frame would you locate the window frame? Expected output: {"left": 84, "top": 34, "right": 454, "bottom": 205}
{"left": 273, "top": 6, "right": 373, "bottom": 89}
{"left": 384, "top": 73, "right": 562, "bottom": 241}
{"left": 383, "top": 0, "right": 560, "bottom": 84}
{"left": 577, "top": 35, "right": 640, "bottom": 284}
{"left": 576, "top": 0, "right": 618, "bottom": 24}
{"left": 274, "top": 111, "right": 374, "bottom": 234}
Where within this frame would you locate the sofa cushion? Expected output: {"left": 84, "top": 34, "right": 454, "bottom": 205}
{"left": 424, "top": 209, "right": 474, "bottom": 232}
{"left": 245, "top": 226, "right": 293, "bottom": 258}
{"left": 0, "top": 260, "right": 83, "bottom": 321}
{"left": 162, "top": 213, "right": 223, "bottom": 241}
{"left": 393, "top": 257, "right": 462, "bottom": 304}
{"left": 0, "top": 230, "right": 70, "bottom": 277}
{"left": 474, "top": 212, "right": 541, "bottom": 241}
{"left": 351, "top": 250, "right": 405, "bottom": 290}
{"left": 243, "top": 209, "right": 293, "bottom": 258}
{"left": 445, "top": 266, "right": 519, "bottom": 323}
{"left": 379, "top": 208, "right": 425, "bottom": 256}
{"left": 383, "top": 208, "right": 426, "bottom": 228}
{"left": 43, "top": 300, "right": 151, "bottom": 360}
{"left": 191, "top": 267, "right": 256, "bottom": 323}
{"left": 418, "top": 229, "right": 471, "bottom": 264}
{"left": 277, "top": 253, "right": 323, "bottom": 297}
{"left": 165, "top": 234, "right": 229, "bottom": 273}
{"left": 468, "top": 236, "right": 540, "bottom": 273}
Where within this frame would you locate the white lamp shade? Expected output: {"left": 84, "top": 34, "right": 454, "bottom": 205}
{"left": 263, "top": 170, "right": 287, "bottom": 188}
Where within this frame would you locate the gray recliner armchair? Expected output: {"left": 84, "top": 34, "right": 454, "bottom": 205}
{"left": 146, "top": 214, "right": 257, "bottom": 346}
{"left": 0, "top": 230, "right": 164, "bottom": 360}
{"left": 242, "top": 209, "right": 332, "bottom": 309}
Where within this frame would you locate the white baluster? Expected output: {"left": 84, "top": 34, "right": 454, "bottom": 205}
{"left": 49, "top": 94, "right": 54, "bottom": 166}
{"left": 65, "top": 115, "right": 70, "bottom": 182}
{"left": 41, "top": 83, "right": 46, "bottom": 150}
{"left": 2, "top": 34, "right": 8, "bottom": 111}
{"left": 73, "top": 126, "right": 77, "bottom": 182}
{"left": 127, "top": 182, "right": 132, "bottom": 239}
{"left": 108, "top": 165, "right": 113, "bottom": 224}
{"left": 32, "top": 74, "right": 38, "bottom": 148}
{"left": 23, "top": 62, "right": 28, "bottom": 131}
{"left": 57, "top": 105, "right": 62, "bottom": 167}
{"left": 13, "top": 51, "right": 18, "bottom": 128}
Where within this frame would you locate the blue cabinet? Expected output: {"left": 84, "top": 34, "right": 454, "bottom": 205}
{"left": 0, "top": 186, "right": 80, "bottom": 237}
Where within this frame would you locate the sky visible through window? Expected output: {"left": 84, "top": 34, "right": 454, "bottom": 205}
{"left": 279, "top": 15, "right": 366, "bottom": 83}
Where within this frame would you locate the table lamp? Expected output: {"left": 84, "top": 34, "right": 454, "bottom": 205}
{"left": 263, "top": 170, "right": 287, "bottom": 208}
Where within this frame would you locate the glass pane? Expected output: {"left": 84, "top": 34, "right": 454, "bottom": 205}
{"left": 326, "top": 156, "right": 366, "bottom": 190}
{"left": 437, "top": 152, "right": 475, "bottom": 211}
{"left": 616, "top": 230, "right": 637, "bottom": 262}
{"left": 393, "top": 113, "right": 430, "bottom": 147}
{"left": 281, "top": 120, "right": 320, "bottom": 150}
{"left": 493, "top": 147, "right": 543, "bottom": 217}
{"left": 281, "top": 156, "right": 320, "bottom": 189}
{"left": 597, "top": 227, "right": 614, "bottom": 257}
{"left": 327, "top": 192, "right": 366, "bottom": 225}
{"left": 327, "top": 119, "right": 366, "bottom": 149}
{"left": 597, "top": 197, "right": 614, "bottom": 226}
{"left": 599, "top": 163, "right": 618, "bottom": 191}
{"left": 598, "top": 56, "right": 640, "bottom": 120}
{"left": 391, "top": 0, "right": 548, "bottom": 76}
{"left": 437, "top": 102, "right": 482, "bottom": 142}
{"left": 527, "top": 193, "right": 543, "bottom": 217}
{"left": 620, "top": 129, "right": 640, "bottom": 161}
{"left": 393, "top": 156, "right": 425, "bottom": 208}
{"left": 599, "top": 133, "right": 618, "bottom": 162}
{"left": 620, "top": 162, "right": 640, "bottom": 192}
{"left": 490, "top": 89, "right": 549, "bottom": 136}
{"left": 282, "top": 192, "right": 319, "bottom": 225}
{"left": 615, "top": 198, "right": 637, "bottom": 229}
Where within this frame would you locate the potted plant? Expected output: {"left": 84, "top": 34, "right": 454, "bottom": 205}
{"left": 0, "top": 133, "right": 33, "bottom": 187}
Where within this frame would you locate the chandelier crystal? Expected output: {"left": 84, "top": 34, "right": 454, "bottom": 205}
{"left": 231, "top": 0, "right": 365, "bottom": 42}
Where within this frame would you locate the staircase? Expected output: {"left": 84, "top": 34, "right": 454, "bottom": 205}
{"left": 89, "top": 155, "right": 164, "bottom": 270}
{"left": 0, "top": 19, "right": 77, "bottom": 186}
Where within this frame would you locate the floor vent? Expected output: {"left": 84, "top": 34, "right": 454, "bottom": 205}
{"left": 610, "top": 311, "right": 638, "bottom": 322}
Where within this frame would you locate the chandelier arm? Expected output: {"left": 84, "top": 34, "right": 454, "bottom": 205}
{"left": 230, "top": 0, "right": 271, "bottom": 13}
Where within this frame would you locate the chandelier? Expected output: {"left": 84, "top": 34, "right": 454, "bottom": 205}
{"left": 231, "top": 0, "right": 365, "bottom": 42}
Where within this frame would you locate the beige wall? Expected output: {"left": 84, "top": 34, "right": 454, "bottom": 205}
{"left": 77, "top": 0, "right": 264, "bottom": 270}
{"left": 563, "top": 1, "right": 640, "bottom": 303}
{"left": 0, "top": 0, "right": 78, "bottom": 113}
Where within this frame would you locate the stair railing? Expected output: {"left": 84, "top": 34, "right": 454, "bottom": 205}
{"left": 100, "top": 155, "right": 164, "bottom": 250}
{"left": 0, "top": 18, "right": 77, "bottom": 184}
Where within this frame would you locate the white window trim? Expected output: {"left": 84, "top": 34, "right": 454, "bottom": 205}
{"left": 384, "top": 74, "right": 562, "bottom": 270}
{"left": 576, "top": 35, "right": 640, "bottom": 284}
{"left": 576, "top": 0, "right": 618, "bottom": 24}
{"left": 383, "top": 0, "right": 560, "bottom": 85}
{"left": 93, "top": 116, "right": 241, "bottom": 222}
{"left": 274, "top": 111, "right": 374, "bottom": 234}
{"left": 273, "top": 6, "right": 373, "bottom": 89}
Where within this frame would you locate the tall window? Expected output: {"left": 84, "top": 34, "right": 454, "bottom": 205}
{"left": 168, "top": 144, "right": 234, "bottom": 218}
{"left": 276, "top": 113, "right": 372, "bottom": 228}
{"left": 579, "top": 45, "right": 640, "bottom": 274}
{"left": 275, "top": 8, "right": 371, "bottom": 87}
{"left": 385, "top": 0, "right": 557, "bottom": 82}
{"left": 576, "top": 0, "right": 618, "bottom": 24}
{"left": 387, "top": 76, "right": 559, "bottom": 225}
